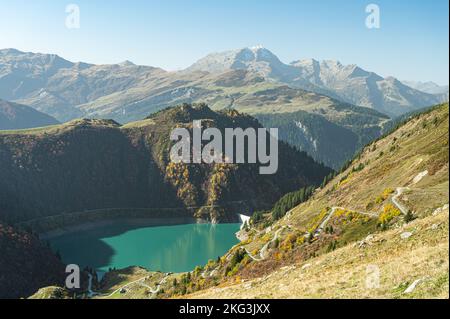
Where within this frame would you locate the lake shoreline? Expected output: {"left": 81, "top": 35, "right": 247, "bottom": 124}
{"left": 46, "top": 221, "right": 242, "bottom": 274}
{"left": 39, "top": 217, "right": 209, "bottom": 240}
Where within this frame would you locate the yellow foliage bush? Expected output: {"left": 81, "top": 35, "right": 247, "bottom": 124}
{"left": 280, "top": 233, "right": 297, "bottom": 252}
{"left": 307, "top": 208, "right": 329, "bottom": 233}
{"left": 274, "top": 251, "right": 283, "bottom": 261}
{"left": 378, "top": 203, "right": 401, "bottom": 225}
{"left": 296, "top": 236, "right": 305, "bottom": 245}
{"left": 261, "top": 233, "right": 272, "bottom": 243}
{"left": 334, "top": 208, "right": 347, "bottom": 217}
{"left": 375, "top": 188, "right": 395, "bottom": 204}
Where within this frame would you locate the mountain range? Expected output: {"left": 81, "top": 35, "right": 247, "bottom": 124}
{"left": 4, "top": 47, "right": 445, "bottom": 169}
{"left": 1, "top": 47, "right": 446, "bottom": 123}
{"left": 402, "top": 80, "right": 449, "bottom": 95}
{"left": 187, "top": 46, "right": 447, "bottom": 117}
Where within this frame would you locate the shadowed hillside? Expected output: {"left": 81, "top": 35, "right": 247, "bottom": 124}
{"left": 0, "top": 103, "right": 331, "bottom": 225}
{"left": 0, "top": 99, "right": 59, "bottom": 130}
{"left": 0, "top": 222, "right": 65, "bottom": 299}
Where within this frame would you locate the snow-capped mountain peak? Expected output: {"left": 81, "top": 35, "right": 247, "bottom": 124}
{"left": 185, "top": 46, "right": 285, "bottom": 74}
{"left": 183, "top": 47, "right": 444, "bottom": 117}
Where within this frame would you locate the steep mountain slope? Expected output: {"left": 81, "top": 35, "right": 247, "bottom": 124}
{"left": 0, "top": 99, "right": 59, "bottom": 130}
{"left": 255, "top": 111, "right": 358, "bottom": 169}
{"left": 0, "top": 103, "right": 331, "bottom": 226}
{"left": 253, "top": 101, "right": 390, "bottom": 169}
{"left": 0, "top": 222, "right": 65, "bottom": 298}
{"left": 172, "top": 103, "right": 448, "bottom": 299}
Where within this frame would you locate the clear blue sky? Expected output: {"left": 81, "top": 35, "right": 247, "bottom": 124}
{"left": 0, "top": 0, "right": 448, "bottom": 84}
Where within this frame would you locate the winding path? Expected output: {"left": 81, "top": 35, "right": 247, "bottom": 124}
{"left": 244, "top": 206, "right": 377, "bottom": 261}
{"left": 137, "top": 275, "right": 168, "bottom": 294}
{"left": 315, "top": 207, "right": 378, "bottom": 236}
{"left": 93, "top": 275, "right": 169, "bottom": 299}
{"left": 242, "top": 186, "right": 411, "bottom": 262}
{"left": 101, "top": 276, "right": 149, "bottom": 298}
{"left": 239, "top": 187, "right": 409, "bottom": 261}
{"left": 391, "top": 187, "right": 410, "bottom": 215}
{"left": 245, "top": 227, "right": 285, "bottom": 261}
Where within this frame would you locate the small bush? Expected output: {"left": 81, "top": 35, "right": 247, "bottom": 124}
{"left": 375, "top": 188, "right": 394, "bottom": 204}
{"left": 378, "top": 204, "right": 401, "bottom": 227}
{"left": 404, "top": 210, "right": 416, "bottom": 223}
{"left": 327, "top": 241, "right": 337, "bottom": 252}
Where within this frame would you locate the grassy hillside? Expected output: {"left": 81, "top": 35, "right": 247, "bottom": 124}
{"left": 183, "top": 103, "right": 449, "bottom": 298}
{"left": 190, "top": 209, "right": 448, "bottom": 298}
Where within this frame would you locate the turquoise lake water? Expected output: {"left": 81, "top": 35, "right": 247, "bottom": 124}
{"left": 48, "top": 221, "right": 241, "bottom": 273}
